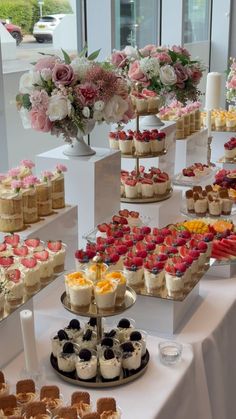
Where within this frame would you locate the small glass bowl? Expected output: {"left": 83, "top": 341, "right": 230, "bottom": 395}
{"left": 158, "top": 341, "right": 183, "bottom": 365}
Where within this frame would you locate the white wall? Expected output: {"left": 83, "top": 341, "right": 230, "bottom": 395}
{"left": 0, "top": 22, "right": 16, "bottom": 60}
{"left": 0, "top": 43, "right": 8, "bottom": 172}
{"left": 53, "top": 14, "right": 77, "bottom": 52}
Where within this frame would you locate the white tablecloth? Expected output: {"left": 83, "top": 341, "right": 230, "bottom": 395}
{"left": 3, "top": 272, "right": 236, "bottom": 419}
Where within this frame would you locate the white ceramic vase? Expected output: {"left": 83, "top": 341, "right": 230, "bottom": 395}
{"left": 63, "top": 119, "right": 96, "bottom": 157}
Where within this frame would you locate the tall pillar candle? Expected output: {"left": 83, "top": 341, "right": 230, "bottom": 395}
{"left": 207, "top": 110, "right": 212, "bottom": 137}
{"left": 205, "top": 72, "right": 222, "bottom": 110}
{"left": 20, "top": 310, "right": 39, "bottom": 373}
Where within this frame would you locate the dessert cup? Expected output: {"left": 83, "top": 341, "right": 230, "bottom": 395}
{"left": 75, "top": 349, "right": 98, "bottom": 381}
{"left": 99, "top": 348, "right": 122, "bottom": 381}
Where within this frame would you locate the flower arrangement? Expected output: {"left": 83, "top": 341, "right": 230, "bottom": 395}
{"left": 226, "top": 58, "right": 236, "bottom": 104}
{"left": 16, "top": 48, "right": 134, "bottom": 142}
{"left": 110, "top": 44, "right": 204, "bottom": 104}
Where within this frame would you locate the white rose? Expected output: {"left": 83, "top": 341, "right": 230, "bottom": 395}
{"left": 159, "top": 65, "right": 177, "bottom": 86}
{"left": 47, "top": 95, "right": 72, "bottom": 121}
{"left": 94, "top": 100, "right": 105, "bottom": 111}
{"left": 41, "top": 68, "right": 52, "bottom": 81}
{"left": 123, "top": 45, "right": 138, "bottom": 59}
{"left": 93, "top": 110, "right": 104, "bottom": 121}
{"left": 19, "top": 107, "right": 31, "bottom": 129}
{"left": 82, "top": 106, "right": 90, "bottom": 118}
{"left": 103, "top": 95, "right": 128, "bottom": 123}
{"left": 19, "top": 70, "right": 42, "bottom": 94}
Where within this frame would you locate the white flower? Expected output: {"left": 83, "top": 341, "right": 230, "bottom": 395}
{"left": 123, "top": 45, "right": 138, "bottom": 59}
{"left": 94, "top": 100, "right": 105, "bottom": 111}
{"left": 41, "top": 68, "right": 52, "bottom": 81}
{"left": 82, "top": 106, "right": 90, "bottom": 118}
{"left": 140, "top": 57, "right": 160, "bottom": 77}
{"left": 70, "top": 57, "right": 91, "bottom": 80}
{"left": 19, "top": 70, "right": 42, "bottom": 94}
{"left": 93, "top": 110, "right": 104, "bottom": 121}
{"left": 159, "top": 65, "right": 177, "bottom": 86}
{"left": 19, "top": 107, "right": 31, "bottom": 129}
{"left": 103, "top": 95, "right": 128, "bottom": 123}
{"left": 47, "top": 95, "right": 72, "bottom": 121}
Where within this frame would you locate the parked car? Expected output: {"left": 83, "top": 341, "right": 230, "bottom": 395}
{"left": 33, "top": 14, "right": 65, "bottom": 43}
{"left": 0, "top": 20, "right": 23, "bottom": 45}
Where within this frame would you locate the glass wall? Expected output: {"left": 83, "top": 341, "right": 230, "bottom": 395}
{"left": 113, "top": 0, "right": 160, "bottom": 50}
{"left": 183, "top": 0, "right": 211, "bottom": 43}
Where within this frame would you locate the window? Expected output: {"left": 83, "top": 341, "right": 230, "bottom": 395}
{"left": 183, "top": 0, "right": 211, "bottom": 43}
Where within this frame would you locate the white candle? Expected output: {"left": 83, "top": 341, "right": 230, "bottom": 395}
{"left": 20, "top": 310, "right": 39, "bottom": 373}
{"left": 207, "top": 110, "right": 212, "bottom": 137}
{"left": 205, "top": 72, "right": 222, "bottom": 110}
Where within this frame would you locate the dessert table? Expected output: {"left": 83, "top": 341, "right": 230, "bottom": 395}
{"left": 2, "top": 270, "right": 236, "bottom": 419}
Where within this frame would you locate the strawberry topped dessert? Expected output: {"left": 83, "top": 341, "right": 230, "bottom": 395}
{"left": 24, "top": 238, "right": 44, "bottom": 253}
{"left": 118, "top": 130, "right": 134, "bottom": 155}
{"left": 4, "top": 233, "right": 20, "bottom": 248}
{"left": 144, "top": 260, "right": 165, "bottom": 292}
{"left": 5, "top": 268, "right": 24, "bottom": 308}
{"left": 165, "top": 262, "right": 187, "bottom": 298}
{"left": 20, "top": 256, "right": 40, "bottom": 294}
{"left": 46, "top": 240, "right": 66, "bottom": 272}
{"left": 123, "top": 256, "right": 144, "bottom": 287}
{"left": 108, "top": 131, "right": 119, "bottom": 150}
{"left": 224, "top": 137, "right": 236, "bottom": 160}
{"left": 75, "top": 249, "right": 96, "bottom": 271}
{"left": 34, "top": 250, "right": 54, "bottom": 284}
{"left": 134, "top": 131, "right": 151, "bottom": 155}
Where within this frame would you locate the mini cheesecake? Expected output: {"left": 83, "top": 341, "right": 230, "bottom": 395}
{"left": 124, "top": 179, "right": 138, "bottom": 199}
{"left": 67, "top": 275, "right": 93, "bottom": 309}
{"left": 144, "top": 261, "right": 165, "bottom": 292}
{"left": 134, "top": 134, "right": 151, "bottom": 155}
{"left": 75, "top": 329, "right": 97, "bottom": 350}
{"left": 123, "top": 257, "right": 144, "bottom": 287}
{"left": 153, "top": 177, "right": 167, "bottom": 195}
{"left": 51, "top": 329, "right": 70, "bottom": 358}
{"left": 46, "top": 240, "right": 66, "bottom": 272}
{"left": 185, "top": 190, "right": 194, "bottom": 213}
{"left": 165, "top": 262, "right": 186, "bottom": 299}
{"left": 129, "top": 330, "right": 147, "bottom": 357}
{"left": 94, "top": 279, "right": 117, "bottom": 310}
{"left": 85, "top": 263, "right": 108, "bottom": 283}
{"left": 118, "top": 135, "right": 133, "bottom": 155}
{"left": 57, "top": 342, "right": 77, "bottom": 373}
{"left": 64, "top": 319, "right": 84, "bottom": 340}
{"left": 64, "top": 271, "right": 87, "bottom": 296}
{"left": 193, "top": 193, "right": 208, "bottom": 216}
{"left": 75, "top": 349, "right": 97, "bottom": 381}
{"left": 108, "top": 132, "right": 119, "bottom": 150}
{"left": 120, "top": 341, "right": 142, "bottom": 370}
{"left": 208, "top": 195, "right": 222, "bottom": 216}
{"left": 24, "top": 238, "right": 45, "bottom": 254}
{"left": 219, "top": 189, "right": 233, "bottom": 215}
{"left": 99, "top": 348, "right": 121, "bottom": 381}
{"left": 116, "top": 318, "right": 134, "bottom": 343}
{"left": 4, "top": 268, "right": 24, "bottom": 308}
{"left": 34, "top": 250, "right": 54, "bottom": 284}
{"left": 20, "top": 256, "right": 41, "bottom": 295}
{"left": 141, "top": 179, "right": 154, "bottom": 198}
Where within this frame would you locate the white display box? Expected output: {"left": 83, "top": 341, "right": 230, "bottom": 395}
{"left": 36, "top": 147, "right": 120, "bottom": 246}
{"left": 121, "top": 283, "right": 200, "bottom": 335}
{"left": 0, "top": 205, "right": 78, "bottom": 269}
{"left": 0, "top": 299, "right": 33, "bottom": 368}
{"left": 206, "top": 261, "right": 236, "bottom": 279}
{"left": 174, "top": 129, "right": 208, "bottom": 174}
{"left": 121, "top": 189, "right": 183, "bottom": 228}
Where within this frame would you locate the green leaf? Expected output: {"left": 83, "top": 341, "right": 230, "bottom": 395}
{"left": 61, "top": 49, "right": 71, "bottom": 64}
{"left": 88, "top": 49, "right": 101, "bottom": 61}
{"left": 38, "top": 52, "right": 55, "bottom": 57}
{"left": 22, "top": 94, "right": 31, "bottom": 110}
{"left": 79, "top": 44, "right": 88, "bottom": 57}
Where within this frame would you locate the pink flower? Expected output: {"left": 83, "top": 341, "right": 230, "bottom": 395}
{"left": 56, "top": 164, "right": 67, "bottom": 173}
{"left": 154, "top": 52, "right": 172, "bottom": 64}
{"left": 228, "top": 76, "right": 236, "bottom": 89}
{"left": 128, "top": 61, "right": 150, "bottom": 86}
{"left": 29, "top": 109, "right": 52, "bottom": 132}
{"left": 173, "top": 62, "right": 188, "bottom": 88}
{"left": 140, "top": 44, "right": 157, "bottom": 57}
{"left": 8, "top": 167, "right": 20, "bottom": 178}
{"left": 52, "top": 64, "right": 75, "bottom": 86}
{"left": 42, "top": 171, "right": 53, "bottom": 181}
{"left": 187, "top": 66, "right": 203, "bottom": 84}
{"left": 11, "top": 180, "right": 22, "bottom": 191}
{"left": 30, "top": 90, "right": 49, "bottom": 111}
{"left": 111, "top": 51, "right": 127, "bottom": 68}
{"left": 74, "top": 82, "right": 98, "bottom": 106}
{"left": 172, "top": 45, "right": 190, "bottom": 57}
{"left": 23, "top": 175, "right": 39, "bottom": 188}
{"left": 20, "top": 160, "right": 35, "bottom": 169}
{"left": 34, "top": 56, "right": 57, "bottom": 72}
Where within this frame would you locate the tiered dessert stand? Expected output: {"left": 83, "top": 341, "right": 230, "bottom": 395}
{"left": 50, "top": 261, "right": 150, "bottom": 388}
{"left": 121, "top": 112, "right": 173, "bottom": 204}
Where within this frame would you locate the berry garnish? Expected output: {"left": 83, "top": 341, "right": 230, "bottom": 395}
{"left": 101, "top": 337, "right": 114, "bottom": 347}
{"left": 0, "top": 256, "right": 14, "bottom": 267}
{"left": 4, "top": 234, "right": 20, "bottom": 247}
{"left": 104, "top": 329, "right": 117, "bottom": 338}
{"left": 47, "top": 240, "right": 62, "bottom": 252}
{"left": 130, "top": 331, "right": 142, "bottom": 341}
{"left": 121, "top": 342, "right": 134, "bottom": 353}
{"left": 104, "top": 348, "right": 115, "bottom": 360}
{"left": 34, "top": 250, "right": 49, "bottom": 261}
{"left": 57, "top": 330, "right": 69, "bottom": 341}
{"left": 118, "top": 318, "right": 130, "bottom": 328}
{"left": 21, "top": 257, "right": 37, "bottom": 269}
{"left": 68, "top": 319, "right": 81, "bottom": 330}
{"left": 24, "top": 238, "right": 40, "bottom": 248}
{"left": 63, "top": 342, "right": 74, "bottom": 354}
{"left": 88, "top": 318, "right": 97, "bottom": 327}
{"left": 13, "top": 246, "right": 28, "bottom": 257}
{"left": 82, "top": 329, "right": 93, "bottom": 341}
{"left": 79, "top": 349, "right": 92, "bottom": 361}
{"left": 0, "top": 243, "right": 6, "bottom": 252}
{"left": 6, "top": 268, "right": 21, "bottom": 282}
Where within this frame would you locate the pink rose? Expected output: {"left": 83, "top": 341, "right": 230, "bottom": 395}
{"left": 174, "top": 62, "right": 188, "bottom": 88}
{"left": 228, "top": 76, "right": 236, "bottom": 89}
{"left": 8, "top": 167, "right": 20, "bottom": 178}
{"left": 128, "top": 61, "right": 150, "bottom": 86}
{"left": 11, "top": 180, "right": 23, "bottom": 191}
{"left": 56, "top": 164, "right": 67, "bottom": 173}
{"left": 111, "top": 51, "right": 127, "bottom": 68}
{"left": 140, "top": 44, "right": 157, "bottom": 57}
{"left": 154, "top": 52, "right": 172, "bottom": 64}
{"left": 52, "top": 64, "right": 75, "bottom": 86}
{"left": 29, "top": 109, "right": 52, "bottom": 132}
{"left": 75, "top": 82, "right": 98, "bottom": 106}
{"left": 172, "top": 45, "right": 190, "bottom": 57}
{"left": 34, "top": 56, "right": 57, "bottom": 72}
{"left": 187, "top": 66, "right": 203, "bottom": 84}
{"left": 23, "top": 175, "right": 39, "bottom": 188}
